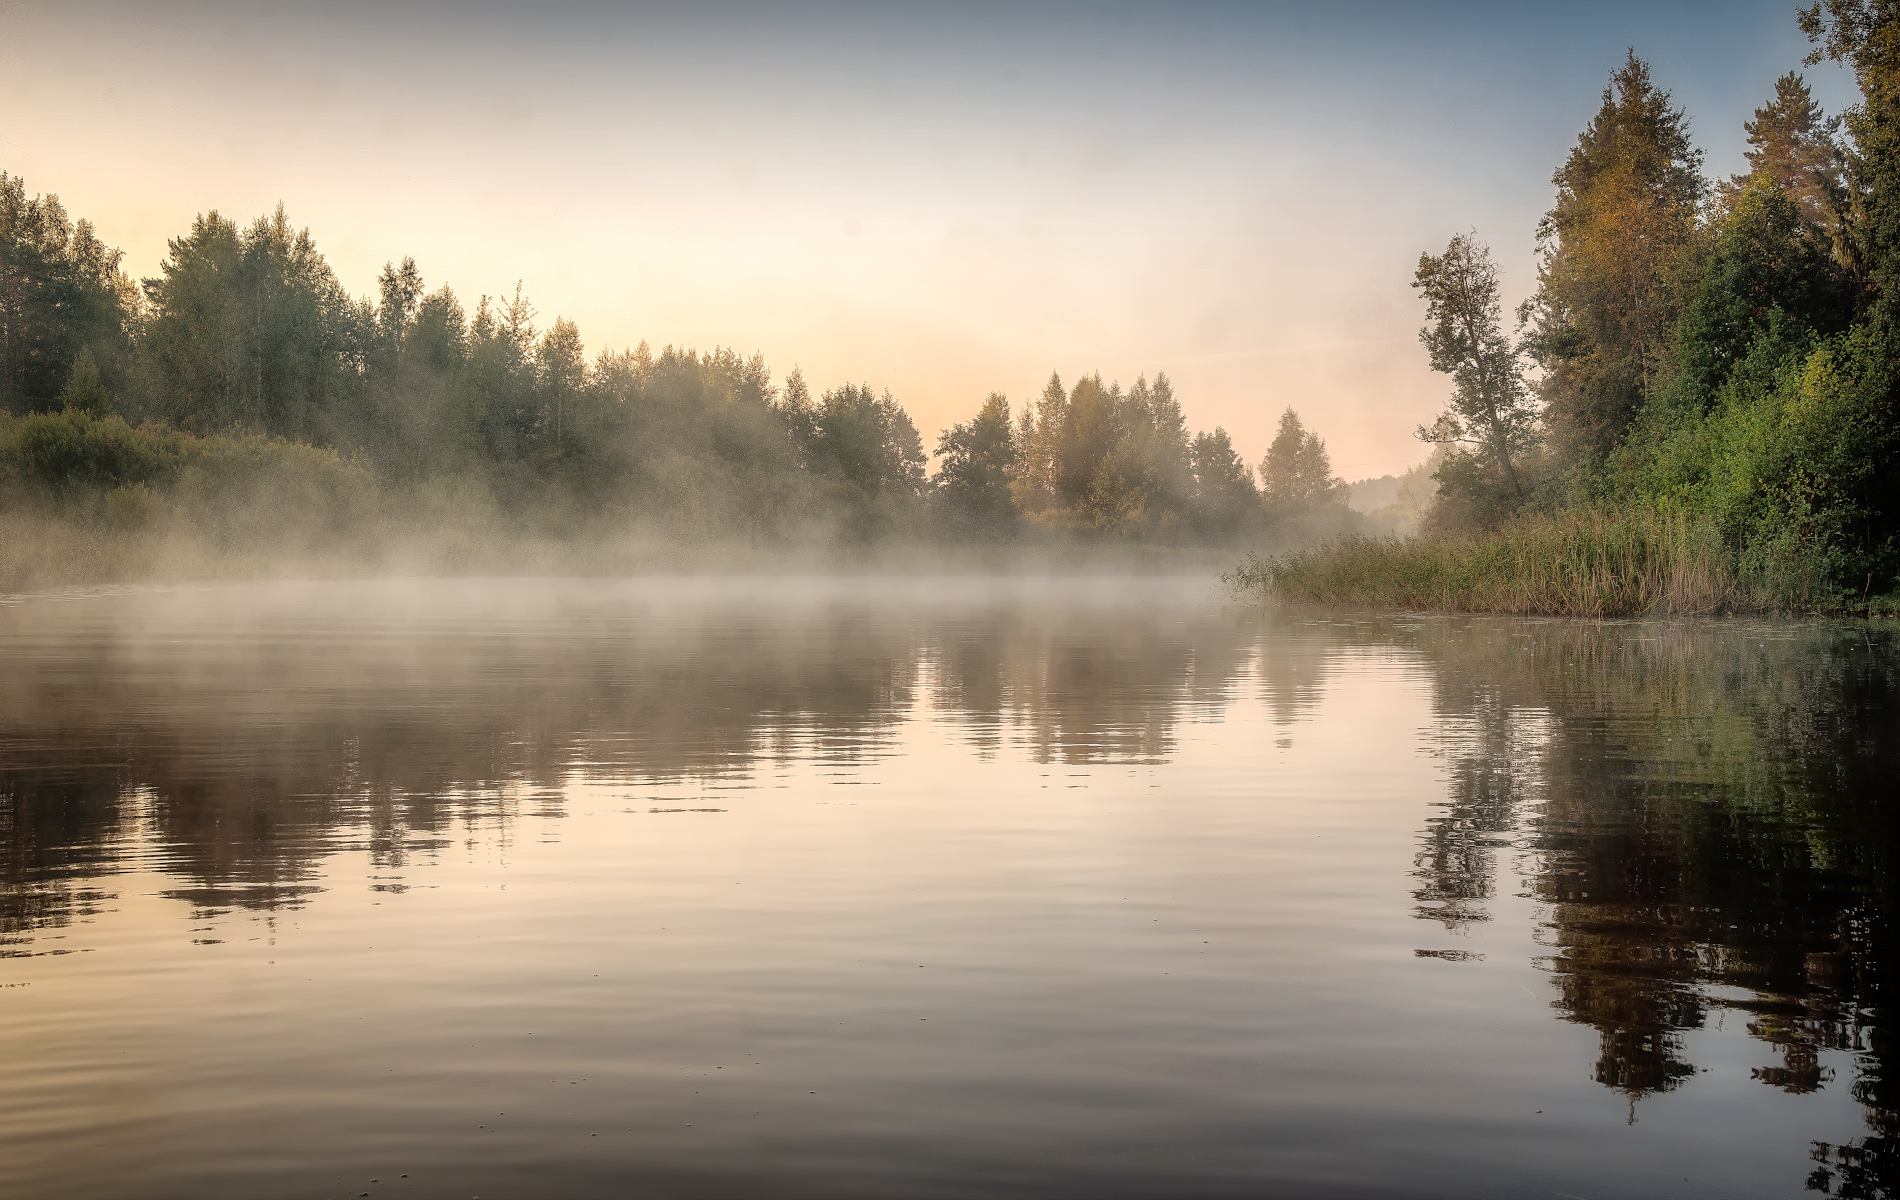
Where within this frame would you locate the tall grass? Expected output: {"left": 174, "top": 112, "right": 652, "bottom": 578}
{"left": 1226, "top": 510, "right": 1766, "bottom": 617}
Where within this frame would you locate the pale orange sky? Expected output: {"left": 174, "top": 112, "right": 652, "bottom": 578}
{"left": 2, "top": 2, "right": 1855, "bottom": 478}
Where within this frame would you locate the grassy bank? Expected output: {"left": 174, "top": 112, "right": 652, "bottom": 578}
{"left": 1221, "top": 509, "right": 1866, "bottom": 618}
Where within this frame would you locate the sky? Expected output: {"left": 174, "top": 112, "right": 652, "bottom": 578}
{"left": 1, "top": 1, "right": 1861, "bottom": 479}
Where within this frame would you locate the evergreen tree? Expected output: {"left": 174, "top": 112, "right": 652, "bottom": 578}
{"left": 376, "top": 257, "right": 424, "bottom": 368}
{"left": 1519, "top": 52, "right": 1707, "bottom": 470}
{"left": 1055, "top": 372, "right": 1121, "bottom": 511}
{"left": 1258, "top": 408, "right": 1344, "bottom": 517}
{"left": 459, "top": 284, "right": 539, "bottom": 464}
{"left": 1803, "top": 0, "right": 1900, "bottom": 332}
{"left": 537, "top": 316, "right": 586, "bottom": 453}
{"left": 359, "top": 260, "right": 464, "bottom": 479}
{"left": 409, "top": 287, "right": 467, "bottom": 376}
{"left": 1726, "top": 72, "right": 1846, "bottom": 228}
{"left": 57, "top": 346, "right": 111, "bottom": 416}
{"left": 1009, "top": 371, "right": 1065, "bottom": 514}
{"left": 1118, "top": 373, "right": 1196, "bottom": 525}
{"left": 777, "top": 365, "right": 816, "bottom": 461}
{"left": 1077, "top": 376, "right": 1182, "bottom": 534}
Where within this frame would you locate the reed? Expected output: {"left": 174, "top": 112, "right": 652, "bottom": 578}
{"left": 1226, "top": 510, "right": 1768, "bottom": 617}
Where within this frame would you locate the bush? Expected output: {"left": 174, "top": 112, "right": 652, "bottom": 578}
{"left": 1705, "top": 329, "right": 1899, "bottom": 604}
{"left": 0, "top": 411, "right": 379, "bottom": 558}
{"left": 4, "top": 410, "right": 171, "bottom": 491}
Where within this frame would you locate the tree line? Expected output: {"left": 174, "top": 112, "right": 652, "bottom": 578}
{"left": 0, "top": 179, "right": 1359, "bottom": 554}
{"left": 1404, "top": 0, "right": 1900, "bottom": 607}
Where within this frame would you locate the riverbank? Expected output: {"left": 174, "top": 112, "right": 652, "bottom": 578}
{"left": 1225, "top": 509, "right": 1900, "bottom": 618}
{"left": 0, "top": 410, "right": 1250, "bottom": 591}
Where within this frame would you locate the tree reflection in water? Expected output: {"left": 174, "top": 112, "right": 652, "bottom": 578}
{"left": 4, "top": 584, "right": 1898, "bottom": 1194}
{"left": 0, "top": 580, "right": 1257, "bottom": 935}
{"left": 1404, "top": 618, "right": 1900, "bottom": 1194}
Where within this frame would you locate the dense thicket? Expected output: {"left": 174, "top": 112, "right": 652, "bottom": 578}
{"left": 0, "top": 176, "right": 1358, "bottom": 571}
{"left": 1272, "top": 4, "right": 1900, "bottom": 613}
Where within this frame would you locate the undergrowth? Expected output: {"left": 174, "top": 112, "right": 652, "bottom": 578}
{"left": 1221, "top": 509, "right": 1887, "bottom": 617}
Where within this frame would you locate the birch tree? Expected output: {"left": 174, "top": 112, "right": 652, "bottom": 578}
{"left": 1413, "top": 232, "right": 1535, "bottom": 499}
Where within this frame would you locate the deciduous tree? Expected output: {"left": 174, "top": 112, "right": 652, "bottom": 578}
{"left": 1414, "top": 233, "right": 1535, "bottom": 499}
{"left": 0, "top": 174, "right": 138, "bottom": 414}
{"left": 934, "top": 392, "right": 1018, "bottom": 535}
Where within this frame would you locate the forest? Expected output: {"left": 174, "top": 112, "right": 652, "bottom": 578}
{"left": 0, "top": 168, "right": 1362, "bottom": 585}
{"left": 1241, "top": 0, "right": 1900, "bottom": 615}
{"left": 12, "top": 3, "right": 1896, "bottom": 606}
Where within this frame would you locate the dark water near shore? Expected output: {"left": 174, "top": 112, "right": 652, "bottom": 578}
{"left": 2, "top": 577, "right": 1896, "bottom": 1199}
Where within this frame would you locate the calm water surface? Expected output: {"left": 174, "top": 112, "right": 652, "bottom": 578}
{"left": 1, "top": 577, "right": 1895, "bottom": 1199}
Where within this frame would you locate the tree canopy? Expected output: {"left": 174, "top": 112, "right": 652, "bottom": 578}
{"left": 1408, "top": 11, "right": 1900, "bottom": 606}
{"left": 2, "top": 175, "right": 1354, "bottom": 553}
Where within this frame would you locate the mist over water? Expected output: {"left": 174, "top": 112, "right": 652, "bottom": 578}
{"left": 1, "top": 578, "right": 1895, "bottom": 1198}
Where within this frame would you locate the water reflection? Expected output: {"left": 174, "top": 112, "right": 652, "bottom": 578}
{"left": 3, "top": 581, "right": 1898, "bottom": 1197}
{"left": 1396, "top": 618, "right": 1900, "bottom": 1192}
{"left": 0, "top": 579, "right": 1258, "bottom": 936}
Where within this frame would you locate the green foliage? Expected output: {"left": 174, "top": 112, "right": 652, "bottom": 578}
{"left": 0, "top": 173, "right": 138, "bottom": 415}
{"left": 1608, "top": 61, "right": 1893, "bottom": 605}
{"left": 1413, "top": 233, "right": 1534, "bottom": 501}
{"left": 0, "top": 158, "right": 1602, "bottom": 579}
{"left": 0, "top": 409, "right": 376, "bottom": 548}
{"left": 1084, "top": 375, "right": 1196, "bottom": 537}
{"left": 1520, "top": 53, "right": 1707, "bottom": 467}
{"left": 1670, "top": 175, "right": 1851, "bottom": 408}
{"left": 1309, "top": 25, "right": 1900, "bottom": 617}
{"left": 1007, "top": 369, "right": 1252, "bottom": 542}
{"left": 1255, "top": 318, "right": 1898, "bottom": 615}
{"left": 6, "top": 409, "right": 166, "bottom": 491}
{"left": 801, "top": 382, "right": 927, "bottom": 539}
{"left": 1187, "top": 427, "right": 1258, "bottom": 540}
{"left": 1228, "top": 510, "right": 1751, "bottom": 617}
{"left": 1703, "top": 327, "right": 1897, "bottom": 601}
{"left": 1724, "top": 71, "right": 1845, "bottom": 226}
{"left": 1258, "top": 407, "right": 1343, "bottom": 517}
{"left": 1420, "top": 447, "right": 1534, "bottom": 536}
{"left": 1802, "top": 0, "right": 1900, "bottom": 326}
{"left": 137, "top": 206, "right": 359, "bottom": 441}
{"left": 933, "top": 393, "right": 1017, "bottom": 537}
{"left": 58, "top": 347, "right": 111, "bottom": 416}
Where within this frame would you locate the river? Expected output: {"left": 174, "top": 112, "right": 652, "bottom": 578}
{"left": 1, "top": 577, "right": 1893, "bottom": 1198}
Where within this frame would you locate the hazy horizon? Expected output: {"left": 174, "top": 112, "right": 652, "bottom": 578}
{"left": 2, "top": 0, "right": 1856, "bottom": 477}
